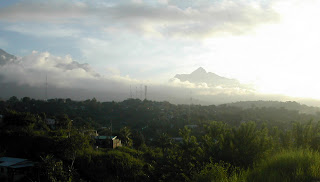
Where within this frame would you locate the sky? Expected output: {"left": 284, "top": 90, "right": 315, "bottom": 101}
{"left": 0, "top": 0, "right": 320, "bottom": 101}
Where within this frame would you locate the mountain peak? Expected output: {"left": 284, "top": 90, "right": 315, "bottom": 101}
{"left": 0, "top": 49, "right": 6, "bottom": 54}
{"left": 191, "top": 67, "right": 207, "bottom": 74}
{"left": 0, "top": 48, "right": 17, "bottom": 65}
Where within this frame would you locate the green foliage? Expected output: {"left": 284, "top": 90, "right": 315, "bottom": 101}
{"left": 40, "top": 155, "right": 73, "bottom": 182}
{"left": 247, "top": 149, "right": 320, "bottom": 182}
{"left": 106, "top": 149, "right": 146, "bottom": 181}
{"left": 1, "top": 110, "right": 49, "bottom": 137}
{"left": 119, "top": 126, "right": 133, "bottom": 147}
{"left": 8, "top": 96, "right": 19, "bottom": 103}
{"left": 77, "top": 148, "right": 147, "bottom": 182}
{"left": 3, "top": 110, "right": 37, "bottom": 127}
{"left": 155, "top": 132, "right": 173, "bottom": 154}
{"left": 193, "top": 161, "right": 247, "bottom": 182}
{"left": 203, "top": 121, "right": 273, "bottom": 168}
{"left": 56, "top": 114, "right": 72, "bottom": 130}
{"left": 3, "top": 98, "right": 320, "bottom": 182}
{"left": 153, "top": 127, "right": 205, "bottom": 181}
{"left": 53, "top": 131, "right": 91, "bottom": 160}
{"left": 132, "top": 130, "right": 146, "bottom": 148}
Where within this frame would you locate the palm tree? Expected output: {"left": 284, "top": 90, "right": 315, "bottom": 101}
{"left": 119, "top": 126, "right": 132, "bottom": 146}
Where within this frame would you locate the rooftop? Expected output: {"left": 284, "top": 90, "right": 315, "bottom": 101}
{"left": 0, "top": 157, "right": 34, "bottom": 168}
{"left": 95, "top": 136, "right": 117, "bottom": 140}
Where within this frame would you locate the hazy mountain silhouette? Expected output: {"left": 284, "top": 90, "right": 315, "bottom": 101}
{"left": 0, "top": 49, "right": 16, "bottom": 65}
{"left": 174, "top": 67, "right": 246, "bottom": 89}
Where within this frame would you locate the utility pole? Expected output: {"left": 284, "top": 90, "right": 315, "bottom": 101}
{"left": 45, "top": 74, "right": 48, "bottom": 101}
{"left": 145, "top": 85, "right": 147, "bottom": 100}
{"left": 110, "top": 121, "right": 113, "bottom": 136}
{"left": 140, "top": 84, "right": 143, "bottom": 100}
{"left": 130, "top": 85, "right": 133, "bottom": 98}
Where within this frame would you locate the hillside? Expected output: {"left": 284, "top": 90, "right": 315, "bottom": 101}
{"left": 226, "top": 100, "right": 320, "bottom": 115}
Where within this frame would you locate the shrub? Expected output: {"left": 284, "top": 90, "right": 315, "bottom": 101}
{"left": 247, "top": 149, "right": 320, "bottom": 182}
{"left": 193, "top": 161, "right": 247, "bottom": 182}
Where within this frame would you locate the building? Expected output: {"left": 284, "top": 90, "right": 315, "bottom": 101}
{"left": 95, "top": 136, "right": 122, "bottom": 149}
{"left": 0, "top": 157, "right": 35, "bottom": 182}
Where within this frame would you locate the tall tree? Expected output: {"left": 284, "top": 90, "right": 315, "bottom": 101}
{"left": 119, "top": 126, "right": 133, "bottom": 147}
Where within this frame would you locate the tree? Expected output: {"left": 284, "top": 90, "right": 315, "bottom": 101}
{"left": 119, "top": 127, "right": 133, "bottom": 147}
{"left": 56, "top": 114, "right": 72, "bottom": 130}
{"left": 22, "top": 97, "right": 31, "bottom": 103}
{"left": 8, "top": 96, "right": 19, "bottom": 103}
{"left": 132, "top": 130, "right": 145, "bottom": 148}
{"left": 156, "top": 133, "right": 172, "bottom": 154}
{"left": 39, "top": 155, "right": 72, "bottom": 182}
{"left": 3, "top": 110, "right": 37, "bottom": 127}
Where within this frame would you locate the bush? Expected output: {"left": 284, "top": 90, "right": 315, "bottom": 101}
{"left": 193, "top": 161, "right": 247, "bottom": 182}
{"left": 247, "top": 149, "right": 320, "bottom": 182}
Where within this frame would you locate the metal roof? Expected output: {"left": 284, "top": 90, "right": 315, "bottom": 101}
{"left": 95, "top": 136, "right": 117, "bottom": 140}
{"left": 0, "top": 157, "right": 34, "bottom": 168}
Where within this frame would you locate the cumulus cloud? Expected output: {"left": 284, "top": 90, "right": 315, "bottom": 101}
{"left": 0, "top": 50, "right": 259, "bottom": 103}
{"left": 0, "top": 0, "right": 280, "bottom": 38}
{"left": 168, "top": 77, "right": 255, "bottom": 96}
{"left": 0, "top": 51, "right": 98, "bottom": 87}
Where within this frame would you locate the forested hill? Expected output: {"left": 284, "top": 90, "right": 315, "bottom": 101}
{"left": 226, "top": 100, "right": 320, "bottom": 115}
{"left": 1, "top": 97, "right": 320, "bottom": 137}
{"left": 3, "top": 96, "right": 320, "bottom": 181}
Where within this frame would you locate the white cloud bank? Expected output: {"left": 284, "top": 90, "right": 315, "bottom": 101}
{"left": 0, "top": 50, "right": 319, "bottom": 106}
{"left": 0, "top": 50, "right": 258, "bottom": 103}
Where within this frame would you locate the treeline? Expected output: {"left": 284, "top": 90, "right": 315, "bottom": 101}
{"left": 1, "top": 97, "right": 320, "bottom": 181}
{"left": 1, "top": 96, "right": 319, "bottom": 139}
{"left": 227, "top": 100, "right": 320, "bottom": 115}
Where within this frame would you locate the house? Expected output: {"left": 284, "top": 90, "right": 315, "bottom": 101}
{"left": 95, "top": 136, "right": 122, "bottom": 149}
{"left": 0, "top": 157, "right": 35, "bottom": 182}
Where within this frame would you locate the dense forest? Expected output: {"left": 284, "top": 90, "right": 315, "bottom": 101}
{"left": 1, "top": 96, "right": 320, "bottom": 181}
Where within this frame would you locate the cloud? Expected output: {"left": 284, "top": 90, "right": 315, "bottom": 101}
{"left": 0, "top": 51, "right": 98, "bottom": 87}
{"left": 168, "top": 77, "right": 254, "bottom": 96}
{"left": 4, "top": 24, "right": 82, "bottom": 38}
{"left": 0, "top": 1, "right": 89, "bottom": 23}
{"left": 1, "top": 50, "right": 318, "bottom": 106}
{"left": 0, "top": 38, "right": 8, "bottom": 48}
{"left": 0, "top": 50, "right": 258, "bottom": 103}
{"left": 0, "top": 0, "right": 280, "bottom": 38}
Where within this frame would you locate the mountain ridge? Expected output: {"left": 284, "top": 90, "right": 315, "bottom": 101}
{"left": 0, "top": 49, "right": 16, "bottom": 65}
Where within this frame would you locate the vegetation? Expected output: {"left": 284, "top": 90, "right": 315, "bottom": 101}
{"left": 1, "top": 96, "right": 320, "bottom": 181}
{"left": 247, "top": 149, "right": 320, "bottom": 182}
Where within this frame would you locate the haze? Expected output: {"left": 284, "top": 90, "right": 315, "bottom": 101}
{"left": 0, "top": 0, "right": 320, "bottom": 104}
